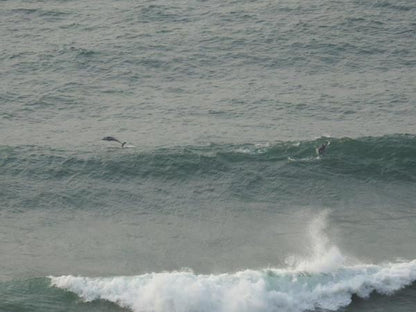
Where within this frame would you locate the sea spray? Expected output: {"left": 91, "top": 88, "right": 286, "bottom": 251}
{"left": 50, "top": 213, "right": 416, "bottom": 312}
{"left": 285, "top": 210, "right": 346, "bottom": 273}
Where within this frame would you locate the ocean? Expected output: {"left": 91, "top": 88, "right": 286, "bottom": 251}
{"left": 1, "top": 0, "right": 416, "bottom": 311}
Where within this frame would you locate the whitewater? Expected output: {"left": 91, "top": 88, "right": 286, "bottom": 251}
{"left": 50, "top": 213, "right": 416, "bottom": 312}
{"left": 50, "top": 261, "right": 416, "bottom": 312}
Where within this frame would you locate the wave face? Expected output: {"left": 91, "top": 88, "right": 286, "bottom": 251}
{"left": 1, "top": 134, "right": 415, "bottom": 213}
{"left": 2, "top": 134, "right": 415, "bottom": 182}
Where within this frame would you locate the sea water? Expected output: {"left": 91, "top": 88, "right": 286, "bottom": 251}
{"left": 1, "top": 0, "right": 416, "bottom": 311}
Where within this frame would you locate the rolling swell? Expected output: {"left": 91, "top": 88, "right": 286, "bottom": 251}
{"left": 1, "top": 134, "right": 415, "bottom": 212}
{"left": 1, "top": 134, "right": 415, "bottom": 182}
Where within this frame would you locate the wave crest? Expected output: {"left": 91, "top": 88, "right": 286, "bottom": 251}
{"left": 50, "top": 260, "right": 416, "bottom": 312}
{"left": 50, "top": 212, "right": 416, "bottom": 312}
{"left": 2, "top": 134, "right": 416, "bottom": 182}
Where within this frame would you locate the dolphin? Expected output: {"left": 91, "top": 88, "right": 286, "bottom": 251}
{"left": 102, "top": 136, "right": 126, "bottom": 148}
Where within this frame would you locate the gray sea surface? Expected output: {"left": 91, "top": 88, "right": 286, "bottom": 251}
{"left": 1, "top": 0, "right": 416, "bottom": 311}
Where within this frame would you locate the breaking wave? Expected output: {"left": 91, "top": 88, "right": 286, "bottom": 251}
{"left": 50, "top": 212, "right": 416, "bottom": 312}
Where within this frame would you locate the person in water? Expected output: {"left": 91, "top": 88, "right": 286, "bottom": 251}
{"left": 102, "top": 136, "right": 126, "bottom": 148}
{"left": 317, "top": 142, "right": 329, "bottom": 155}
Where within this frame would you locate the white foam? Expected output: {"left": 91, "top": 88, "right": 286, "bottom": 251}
{"left": 50, "top": 213, "right": 416, "bottom": 312}
{"left": 50, "top": 260, "right": 416, "bottom": 312}
{"left": 235, "top": 143, "right": 270, "bottom": 155}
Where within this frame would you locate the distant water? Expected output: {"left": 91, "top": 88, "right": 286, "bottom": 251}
{"left": 1, "top": 0, "right": 416, "bottom": 311}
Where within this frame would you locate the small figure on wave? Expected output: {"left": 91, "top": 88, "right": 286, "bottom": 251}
{"left": 316, "top": 142, "right": 330, "bottom": 156}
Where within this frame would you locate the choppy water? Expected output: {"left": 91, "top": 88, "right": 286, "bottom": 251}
{"left": 1, "top": 0, "right": 416, "bottom": 311}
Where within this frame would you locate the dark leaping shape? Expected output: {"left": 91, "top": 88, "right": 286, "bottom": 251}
{"left": 102, "top": 136, "right": 126, "bottom": 148}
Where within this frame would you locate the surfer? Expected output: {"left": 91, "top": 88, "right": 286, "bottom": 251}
{"left": 102, "top": 136, "right": 126, "bottom": 148}
{"left": 317, "top": 142, "right": 329, "bottom": 155}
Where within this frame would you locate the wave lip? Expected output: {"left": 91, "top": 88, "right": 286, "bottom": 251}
{"left": 50, "top": 260, "right": 416, "bottom": 312}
